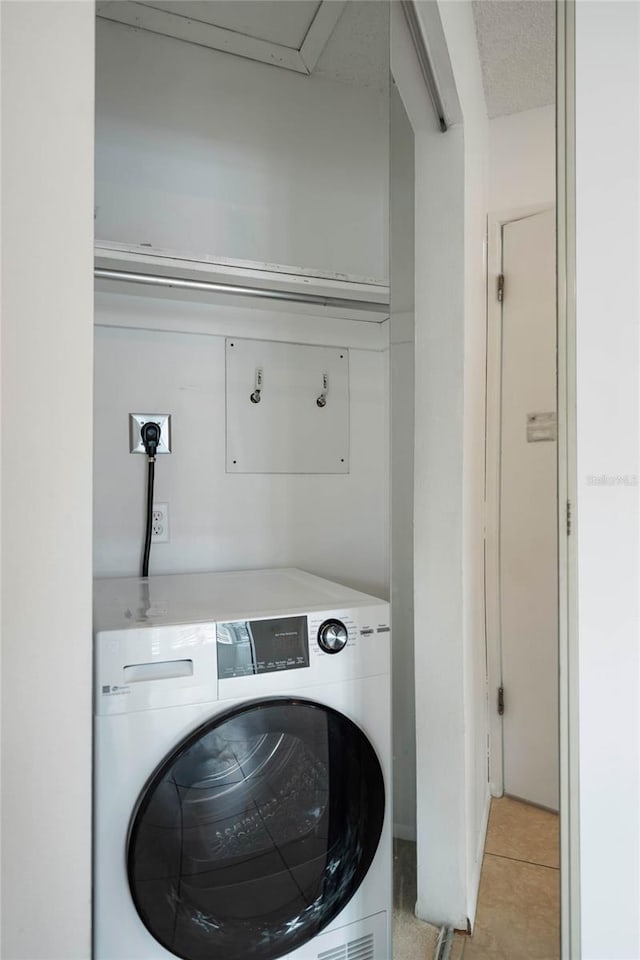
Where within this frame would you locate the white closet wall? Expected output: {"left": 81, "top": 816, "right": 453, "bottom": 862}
{"left": 93, "top": 317, "right": 389, "bottom": 599}
{"left": 95, "top": 18, "right": 388, "bottom": 280}
{"left": 93, "top": 14, "right": 391, "bottom": 600}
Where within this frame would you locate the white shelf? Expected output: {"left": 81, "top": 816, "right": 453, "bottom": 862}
{"left": 94, "top": 241, "right": 390, "bottom": 322}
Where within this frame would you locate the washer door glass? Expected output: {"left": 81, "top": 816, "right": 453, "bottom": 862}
{"left": 127, "top": 698, "right": 385, "bottom": 960}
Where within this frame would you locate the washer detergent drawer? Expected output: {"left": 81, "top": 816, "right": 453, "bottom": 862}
{"left": 94, "top": 622, "right": 217, "bottom": 714}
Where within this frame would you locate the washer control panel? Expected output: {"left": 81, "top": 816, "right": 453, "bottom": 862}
{"left": 317, "top": 618, "right": 349, "bottom": 654}
{"left": 216, "top": 616, "right": 309, "bottom": 679}
{"left": 217, "top": 604, "right": 390, "bottom": 696}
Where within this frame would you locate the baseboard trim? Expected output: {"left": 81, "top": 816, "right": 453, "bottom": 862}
{"left": 466, "top": 790, "right": 492, "bottom": 931}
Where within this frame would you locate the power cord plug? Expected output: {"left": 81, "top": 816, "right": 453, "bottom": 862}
{"left": 141, "top": 421, "right": 161, "bottom": 459}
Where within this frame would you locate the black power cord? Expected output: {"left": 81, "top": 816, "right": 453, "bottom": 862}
{"left": 140, "top": 421, "right": 161, "bottom": 578}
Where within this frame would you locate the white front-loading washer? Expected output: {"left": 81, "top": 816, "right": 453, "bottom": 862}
{"left": 93, "top": 568, "right": 391, "bottom": 960}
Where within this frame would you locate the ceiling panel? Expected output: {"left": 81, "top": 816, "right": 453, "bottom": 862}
{"left": 97, "top": 0, "right": 386, "bottom": 89}
{"left": 139, "top": 1, "right": 322, "bottom": 49}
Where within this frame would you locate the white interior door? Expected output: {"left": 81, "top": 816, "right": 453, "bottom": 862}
{"left": 500, "top": 209, "right": 558, "bottom": 811}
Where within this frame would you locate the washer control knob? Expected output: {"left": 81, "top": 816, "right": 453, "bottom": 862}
{"left": 317, "top": 619, "right": 349, "bottom": 654}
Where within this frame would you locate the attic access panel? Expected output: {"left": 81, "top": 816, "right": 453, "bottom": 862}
{"left": 138, "top": 1, "right": 320, "bottom": 47}
{"left": 226, "top": 338, "right": 349, "bottom": 474}
{"left": 96, "top": 1, "right": 347, "bottom": 75}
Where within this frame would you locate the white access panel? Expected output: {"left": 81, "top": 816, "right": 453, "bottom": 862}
{"left": 225, "top": 337, "right": 349, "bottom": 473}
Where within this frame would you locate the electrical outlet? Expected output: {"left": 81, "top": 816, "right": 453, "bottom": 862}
{"left": 151, "top": 503, "right": 169, "bottom": 543}
{"left": 130, "top": 413, "right": 172, "bottom": 454}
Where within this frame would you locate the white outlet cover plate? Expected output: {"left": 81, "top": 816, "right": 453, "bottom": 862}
{"left": 151, "top": 502, "right": 169, "bottom": 543}
{"left": 129, "top": 413, "right": 172, "bottom": 454}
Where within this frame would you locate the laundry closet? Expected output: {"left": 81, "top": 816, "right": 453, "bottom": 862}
{"left": 93, "top": 1, "right": 393, "bottom": 602}
{"left": 93, "top": 1, "right": 418, "bottom": 954}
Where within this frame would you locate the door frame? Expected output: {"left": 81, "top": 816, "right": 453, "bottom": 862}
{"left": 485, "top": 203, "right": 556, "bottom": 798}
{"left": 557, "top": 2, "right": 580, "bottom": 956}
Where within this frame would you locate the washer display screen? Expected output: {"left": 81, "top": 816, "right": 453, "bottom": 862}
{"left": 127, "top": 699, "right": 385, "bottom": 960}
{"left": 216, "top": 617, "right": 309, "bottom": 679}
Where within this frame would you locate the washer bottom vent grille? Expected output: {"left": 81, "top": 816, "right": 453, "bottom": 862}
{"left": 318, "top": 932, "right": 374, "bottom": 960}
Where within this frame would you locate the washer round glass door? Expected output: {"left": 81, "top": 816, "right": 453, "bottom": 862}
{"left": 127, "top": 698, "right": 385, "bottom": 960}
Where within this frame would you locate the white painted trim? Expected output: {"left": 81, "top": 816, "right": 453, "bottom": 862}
{"left": 95, "top": 241, "right": 389, "bottom": 295}
{"left": 557, "top": 4, "right": 580, "bottom": 958}
{"left": 466, "top": 791, "right": 491, "bottom": 933}
{"left": 94, "top": 291, "right": 390, "bottom": 352}
{"left": 485, "top": 212, "right": 504, "bottom": 799}
{"left": 484, "top": 202, "right": 555, "bottom": 799}
{"left": 299, "top": 1, "right": 347, "bottom": 73}
{"left": 411, "top": 1, "right": 462, "bottom": 126}
{"left": 96, "top": 0, "right": 345, "bottom": 77}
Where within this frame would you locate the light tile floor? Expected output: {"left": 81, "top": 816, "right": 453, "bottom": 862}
{"left": 453, "top": 797, "right": 560, "bottom": 960}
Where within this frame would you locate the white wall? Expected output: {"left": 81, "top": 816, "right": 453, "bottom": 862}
{"left": 393, "top": 9, "right": 466, "bottom": 925}
{"left": 95, "top": 18, "right": 388, "bottom": 281}
{"left": 575, "top": 3, "right": 640, "bottom": 956}
{"left": 93, "top": 305, "right": 390, "bottom": 601}
{"left": 437, "top": 1, "right": 491, "bottom": 928}
{"left": 392, "top": 0, "right": 489, "bottom": 929}
{"left": 489, "top": 105, "right": 555, "bottom": 212}
{"left": 0, "top": 3, "right": 94, "bottom": 957}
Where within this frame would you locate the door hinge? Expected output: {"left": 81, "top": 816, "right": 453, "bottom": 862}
{"left": 498, "top": 686, "right": 505, "bottom": 716}
{"left": 566, "top": 499, "right": 572, "bottom": 536}
{"left": 497, "top": 273, "right": 505, "bottom": 302}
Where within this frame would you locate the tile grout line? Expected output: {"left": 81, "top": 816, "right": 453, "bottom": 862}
{"left": 484, "top": 850, "right": 560, "bottom": 872}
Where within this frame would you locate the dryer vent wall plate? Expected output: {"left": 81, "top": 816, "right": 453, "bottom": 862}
{"left": 129, "top": 413, "right": 172, "bottom": 454}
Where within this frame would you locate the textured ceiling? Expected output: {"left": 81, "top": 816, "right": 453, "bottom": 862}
{"left": 314, "top": 1, "right": 388, "bottom": 91}
{"left": 472, "top": 0, "right": 555, "bottom": 118}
